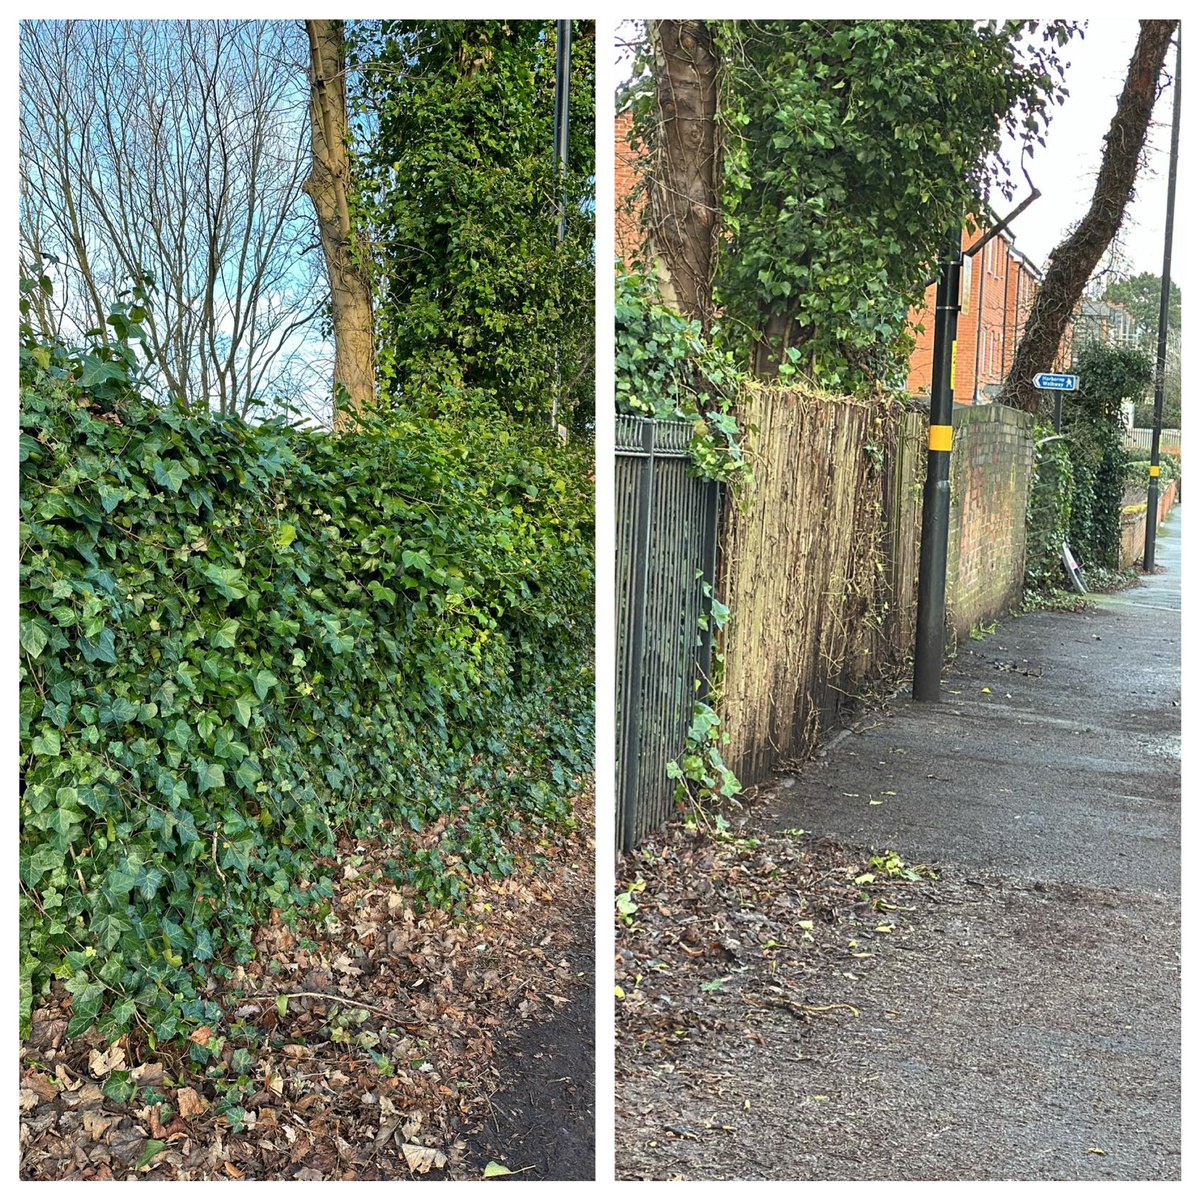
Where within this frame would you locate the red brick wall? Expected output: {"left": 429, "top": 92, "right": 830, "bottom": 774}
{"left": 945, "top": 401, "right": 1036, "bottom": 635}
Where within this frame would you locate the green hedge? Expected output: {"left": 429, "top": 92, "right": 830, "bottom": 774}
{"left": 19, "top": 380, "right": 593, "bottom": 1044}
{"left": 1124, "top": 450, "right": 1180, "bottom": 488}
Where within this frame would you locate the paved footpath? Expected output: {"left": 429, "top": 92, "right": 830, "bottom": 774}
{"left": 741, "top": 509, "right": 1182, "bottom": 1180}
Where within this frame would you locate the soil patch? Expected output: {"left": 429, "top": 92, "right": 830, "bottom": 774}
{"left": 461, "top": 980, "right": 595, "bottom": 1180}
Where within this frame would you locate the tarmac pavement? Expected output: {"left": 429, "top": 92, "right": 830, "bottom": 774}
{"left": 739, "top": 507, "right": 1182, "bottom": 1179}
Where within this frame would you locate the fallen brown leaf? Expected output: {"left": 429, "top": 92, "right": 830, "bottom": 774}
{"left": 88, "top": 1045, "right": 127, "bottom": 1077}
{"left": 23, "top": 1071, "right": 58, "bottom": 1103}
{"left": 176, "top": 1087, "right": 207, "bottom": 1119}
{"left": 402, "top": 1143, "right": 447, "bottom": 1174}
{"left": 130, "top": 1062, "right": 164, "bottom": 1088}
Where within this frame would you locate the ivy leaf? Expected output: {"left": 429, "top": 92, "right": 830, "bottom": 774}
{"left": 194, "top": 760, "right": 225, "bottom": 794}
{"left": 192, "top": 927, "right": 213, "bottom": 961}
{"left": 94, "top": 911, "right": 132, "bottom": 951}
{"left": 209, "top": 618, "right": 239, "bottom": 649}
{"left": 252, "top": 669, "right": 278, "bottom": 701}
{"left": 136, "top": 1140, "right": 167, "bottom": 1170}
{"left": 20, "top": 619, "right": 50, "bottom": 659}
{"left": 102, "top": 1072, "right": 136, "bottom": 1104}
{"left": 97, "top": 483, "right": 124, "bottom": 513}
{"left": 232, "top": 693, "right": 257, "bottom": 727}
{"left": 80, "top": 628, "right": 118, "bottom": 664}
{"left": 153, "top": 459, "right": 189, "bottom": 493}
{"left": 78, "top": 359, "right": 127, "bottom": 390}
{"left": 20, "top": 844, "right": 64, "bottom": 886}
{"left": 31, "top": 728, "right": 62, "bottom": 756}
{"left": 202, "top": 563, "right": 248, "bottom": 602}
{"left": 101, "top": 696, "right": 140, "bottom": 725}
{"left": 66, "top": 981, "right": 105, "bottom": 1038}
{"left": 233, "top": 758, "right": 262, "bottom": 791}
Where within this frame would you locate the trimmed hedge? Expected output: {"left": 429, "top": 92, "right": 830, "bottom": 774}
{"left": 19, "top": 380, "right": 593, "bottom": 1044}
{"left": 1124, "top": 450, "right": 1180, "bottom": 488}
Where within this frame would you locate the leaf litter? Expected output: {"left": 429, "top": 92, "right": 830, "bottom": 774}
{"left": 20, "top": 784, "right": 594, "bottom": 1181}
{"left": 616, "top": 817, "right": 938, "bottom": 1058}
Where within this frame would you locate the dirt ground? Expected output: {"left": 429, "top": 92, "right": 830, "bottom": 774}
{"left": 20, "top": 787, "right": 596, "bottom": 1182}
{"left": 462, "top": 974, "right": 595, "bottom": 1180}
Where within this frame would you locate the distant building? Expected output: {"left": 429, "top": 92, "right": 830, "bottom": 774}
{"left": 615, "top": 109, "right": 645, "bottom": 269}
{"left": 1072, "top": 295, "right": 1145, "bottom": 351}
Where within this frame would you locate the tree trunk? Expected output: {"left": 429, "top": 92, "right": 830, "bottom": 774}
{"left": 1000, "top": 20, "right": 1176, "bottom": 414}
{"left": 303, "top": 19, "right": 375, "bottom": 425}
{"left": 646, "top": 20, "right": 720, "bottom": 331}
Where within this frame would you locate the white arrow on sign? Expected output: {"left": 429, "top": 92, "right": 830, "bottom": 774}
{"left": 1033, "top": 373, "right": 1079, "bottom": 391}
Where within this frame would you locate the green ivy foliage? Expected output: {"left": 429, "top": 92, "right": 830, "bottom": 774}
{"left": 615, "top": 271, "right": 748, "bottom": 484}
{"left": 710, "top": 19, "right": 1077, "bottom": 390}
{"left": 1073, "top": 343, "right": 1154, "bottom": 421}
{"left": 350, "top": 20, "right": 595, "bottom": 432}
{"left": 1063, "top": 343, "right": 1154, "bottom": 568}
{"left": 20, "top": 368, "right": 593, "bottom": 1045}
{"left": 614, "top": 272, "right": 743, "bottom": 812}
{"left": 1025, "top": 428, "right": 1074, "bottom": 592}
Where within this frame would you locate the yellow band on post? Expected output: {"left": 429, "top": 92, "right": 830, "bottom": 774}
{"left": 1149, "top": 465, "right": 1161, "bottom": 477}
{"left": 928, "top": 424, "right": 953, "bottom": 452}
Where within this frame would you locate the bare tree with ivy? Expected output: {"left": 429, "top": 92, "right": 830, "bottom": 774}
{"left": 643, "top": 20, "right": 720, "bottom": 331}
{"left": 303, "top": 19, "right": 376, "bottom": 424}
{"left": 629, "top": 20, "right": 1079, "bottom": 391}
{"left": 1000, "top": 20, "right": 1177, "bottom": 414}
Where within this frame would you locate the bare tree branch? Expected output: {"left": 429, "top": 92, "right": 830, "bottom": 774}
{"left": 19, "top": 19, "right": 332, "bottom": 422}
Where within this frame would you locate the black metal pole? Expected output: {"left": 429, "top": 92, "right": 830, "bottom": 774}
{"left": 913, "top": 236, "right": 963, "bottom": 702}
{"left": 1144, "top": 32, "right": 1180, "bottom": 572}
{"left": 553, "top": 19, "right": 572, "bottom": 244}
{"left": 550, "top": 20, "right": 572, "bottom": 432}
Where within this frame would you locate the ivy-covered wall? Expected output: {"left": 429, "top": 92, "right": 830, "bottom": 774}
{"left": 19, "top": 381, "right": 593, "bottom": 1042}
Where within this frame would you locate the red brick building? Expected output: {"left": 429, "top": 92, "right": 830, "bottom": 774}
{"left": 906, "top": 220, "right": 1071, "bottom": 402}
{"left": 615, "top": 109, "right": 644, "bottom": 268}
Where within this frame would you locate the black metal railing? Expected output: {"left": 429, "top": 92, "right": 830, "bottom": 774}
{"left": 615, "top": 415, "right": 720, "bottom": 852}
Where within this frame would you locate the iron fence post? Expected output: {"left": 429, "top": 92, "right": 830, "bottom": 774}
{"left": 696, "top": 480, "right": 721, "bottom": 703}
{"left": 620, "top": 419, "right": 656, "bottom": 852}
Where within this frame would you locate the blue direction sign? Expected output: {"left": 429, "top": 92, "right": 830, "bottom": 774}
{"left": 1033, "top": 372, "right": 1079, "bottom": 391}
